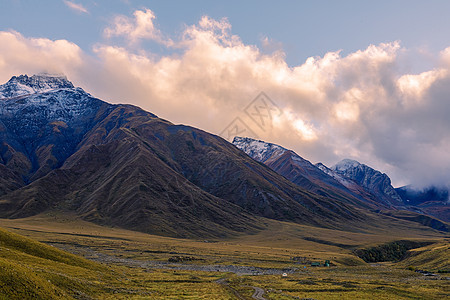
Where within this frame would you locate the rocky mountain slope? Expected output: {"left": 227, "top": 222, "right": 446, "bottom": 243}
{"left": 330, "top": 159, "right": 404, "bottom": 207}
{"left": 233, "top": 137, "right": 382, "bottom": 210}
{"left": 0, "top": 74, "right": 112, "bottom": 182}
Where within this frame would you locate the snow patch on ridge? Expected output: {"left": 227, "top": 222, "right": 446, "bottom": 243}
{"left": 232, "top": 136, "right": 286, "bottom": 163}
{"left": 316, "top": 162, "right": 356, "bottom": 188}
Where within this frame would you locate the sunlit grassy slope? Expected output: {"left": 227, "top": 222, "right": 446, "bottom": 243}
{"left": 0, "top": 226, "right": 106, "bottom": 299}
{"left": 399, "top": 242, "right": 450, "bottom": 271}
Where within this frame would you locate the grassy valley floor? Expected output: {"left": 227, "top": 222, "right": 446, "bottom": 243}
{"left": 0, "top": 212, "right": 448, "bottom": 299}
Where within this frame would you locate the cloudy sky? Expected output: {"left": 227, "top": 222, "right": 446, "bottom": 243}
{"left": 1, "top": 0, "right": 450, "bottom": 188}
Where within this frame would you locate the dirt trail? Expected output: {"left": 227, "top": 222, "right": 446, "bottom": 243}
{"left": 216, "top": 279, "right": 245, "bottom": 300}
{"left": 251, "top": 286, "right": 266, "bottom": 300}
{"left": 216, "top": 279, "right": 267, "bottom": 300}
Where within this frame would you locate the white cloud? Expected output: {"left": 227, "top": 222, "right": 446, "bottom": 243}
{"left": 0, "top": 31, "right": 84, "bottom": 82}
{"left": 104, "top": 8, "right": 172, "bottom": 46}
{"left": 63, "top": 0, "right": 88, "bottom": 14}
{"left": 2, "top": 11, "right": 450, "bottom": 188}
{"left": 397, "top": 69, "right": 448, "bottom": 100}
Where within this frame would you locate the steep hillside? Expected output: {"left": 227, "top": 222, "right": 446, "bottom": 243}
{"left": 0, "top": 74, "right": 371, "bottom": 238}
{"left": 0, "top": 226, "right": 105, "bottom": 299}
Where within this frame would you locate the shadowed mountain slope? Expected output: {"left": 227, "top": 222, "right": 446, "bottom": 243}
{"left": 233, "top": 137, "right": 384, "bottom": 210}
{"left": 0, "top": 74, "right": 375, "bottom": 238}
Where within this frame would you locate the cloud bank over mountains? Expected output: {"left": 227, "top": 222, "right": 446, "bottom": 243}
{"left": 1, "top": 8, "right": 449, "bottom": 188}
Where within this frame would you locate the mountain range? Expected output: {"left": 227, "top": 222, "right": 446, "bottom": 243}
{"left": 0, "top": 74, "right": 448, "bottom": 237}
{"left": 233, "top": 137, "right": 449, "bottom": 227}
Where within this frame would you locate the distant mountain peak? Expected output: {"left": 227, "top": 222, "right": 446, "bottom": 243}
{"left": 232, "top": 136, "right": 287, "bottom": 163}
{"left": 332, "top": 159, "right": 361, "bottom": 172}
{"left": 10, "top": 73, "right": 74, "bottom": 88}
{"left": 0, "top": 74, "right": 75, "bottom": 99}
{"left": 331, "top": 158, "right": 403, "bottom": 206}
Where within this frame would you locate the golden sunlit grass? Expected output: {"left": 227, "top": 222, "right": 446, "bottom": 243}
{"left": 399, "top": 242, "right": 450, "bottom": 271}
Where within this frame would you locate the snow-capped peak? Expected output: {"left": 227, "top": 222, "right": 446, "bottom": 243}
{"left": 0, "top": 74, "right": 75, "bottom": 99}
{"left": 0, "top": 74, "right": 105, "bottom": 128}
{"left": 332, "top": 159, "right": 361, "bottom": 172}
{"left": 232, "top": 136, "right": 287, "bottom": 163}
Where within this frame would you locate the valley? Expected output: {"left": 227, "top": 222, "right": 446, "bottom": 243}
{"left": 0, "top": 211, "right": 448, "bottom": 299}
